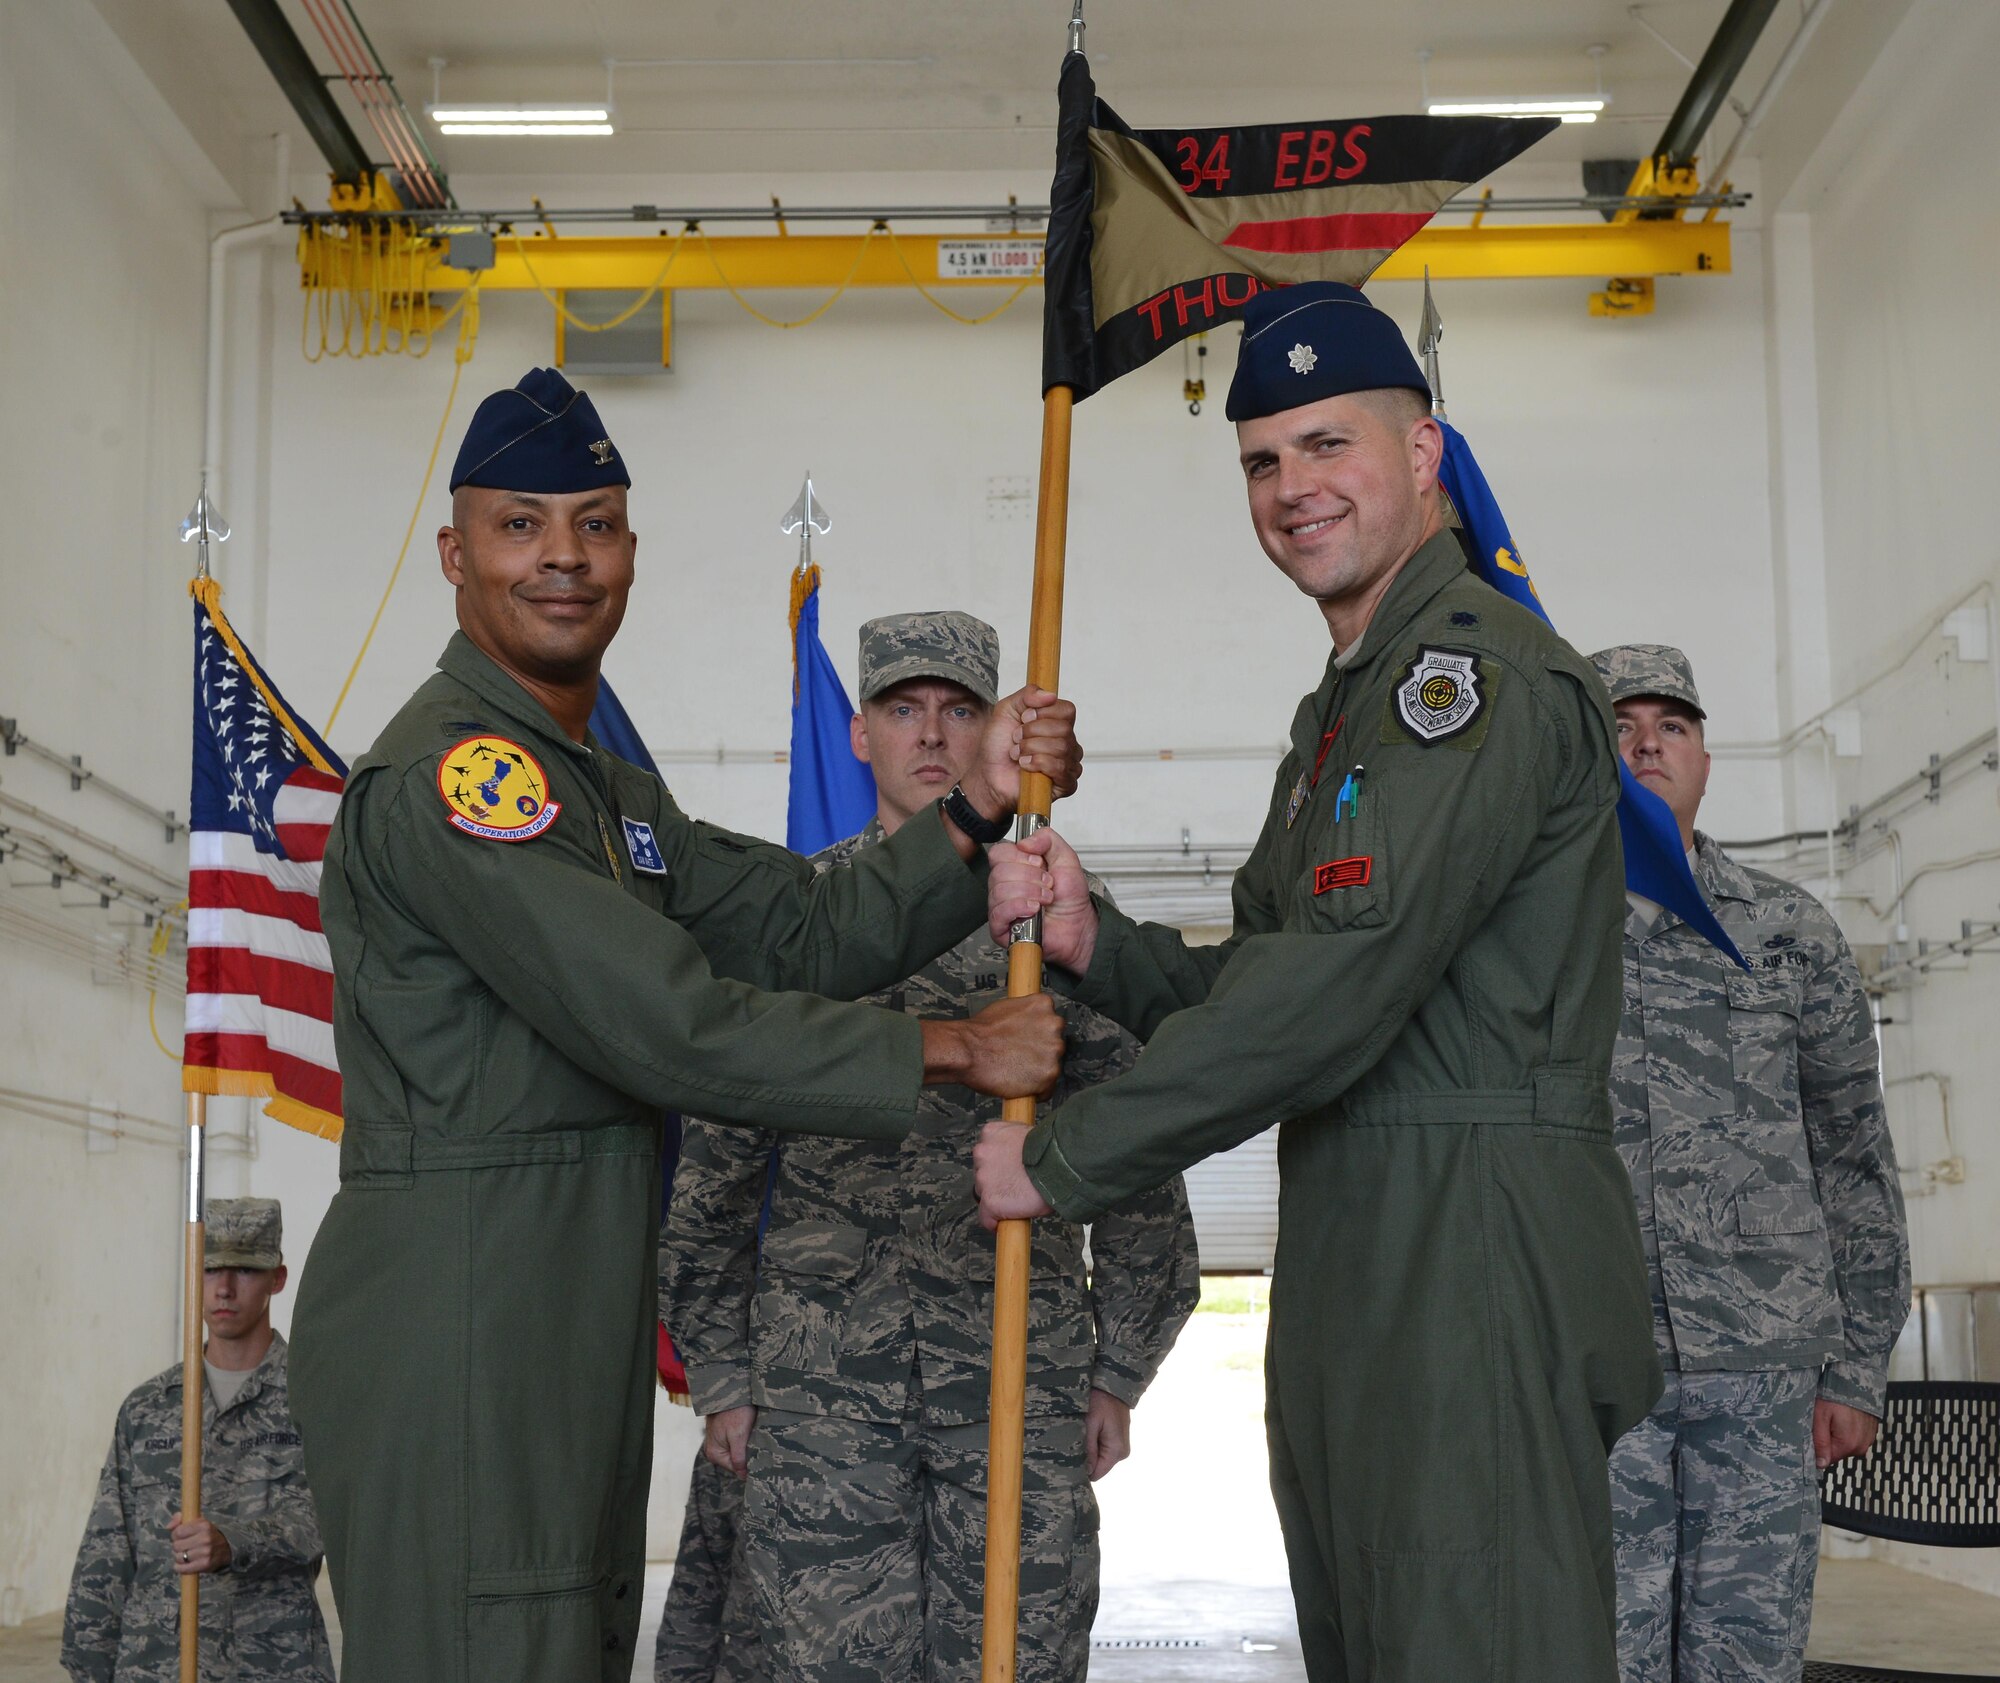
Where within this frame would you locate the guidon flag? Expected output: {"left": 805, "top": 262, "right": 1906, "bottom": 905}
{"left": 1040, "top": 51, "right": 1557, "bottom": 397}
{"left": 183, "top": 578, "right": 348, "bottom": 1139}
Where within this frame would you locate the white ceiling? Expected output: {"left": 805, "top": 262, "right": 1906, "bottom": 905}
{"left": 94, "top": 0, "right": 1822, "bottom": 205}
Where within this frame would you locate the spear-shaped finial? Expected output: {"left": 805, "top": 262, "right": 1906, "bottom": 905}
{"left": 1068, "top": 0, "right": 1086, "bottom": 56}
{"left": 779, "top": 472, "right": 832, "bottom": 574}
{"left": 178, "top": 474, "right": 232, "bottom": 580}
{"left": 1418, "top": 267, "right": 1445, "bottom": 422}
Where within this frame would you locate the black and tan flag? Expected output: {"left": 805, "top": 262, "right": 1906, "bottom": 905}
{"left": 1041, "top": 53, "right": 1558, "bottom": 397}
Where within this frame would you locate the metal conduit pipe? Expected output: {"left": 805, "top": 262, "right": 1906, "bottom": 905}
{"left": 1653, "top": 0, "right": 1784, "bottom": 169}
{"left": 221, "top": 0, "right": 369, "bottom": 184}
{"left": 203, "top": 134, "right": 289, "bottom": 517}
{"left": 1706, "top": 0, "right": 1838, "bottom": 189}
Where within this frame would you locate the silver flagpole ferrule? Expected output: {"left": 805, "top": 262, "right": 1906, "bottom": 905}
{"left": 1008, "top": 811, "right": 1048, "bottom": 947}
{"left": 186, "top": 1121, "right": 205, "bottom": 1221}
{"left": 1068, "top": 0, "right": 1085, "bottom": 55}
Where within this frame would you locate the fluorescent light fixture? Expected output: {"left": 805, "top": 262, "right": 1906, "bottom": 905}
{"left": 1426, "top": 99, "right": 1602, "bottom": 124}
{"left": 427, "top": 104, "right": 614, "bottom": 136}
{"left": 439, "top": 122, "right": 614, "bottom": 136}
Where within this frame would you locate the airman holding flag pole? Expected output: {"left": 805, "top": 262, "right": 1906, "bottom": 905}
{"left": 288, "top": 366, "right": 1080, "bottom": 1683}
{"left": 976, "top": 7, "right": 1592, "bottom": 1675}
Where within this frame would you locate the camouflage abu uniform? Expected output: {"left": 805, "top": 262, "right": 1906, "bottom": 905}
{"left": 63, "top": 1203, "right": 333, "bottom": 1683}
{"left": 660, "top": 612, "right": 1200, "bottom": 1683}
{"left": 1592, "top": 645, "right": 1910, "bottom": 1683}
{"left": 654, "top": 1455, "right": 758, "bottom": 1683}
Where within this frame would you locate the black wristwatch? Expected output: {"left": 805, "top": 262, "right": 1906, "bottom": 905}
{"left": 941, "top": 783, "right": 1011, "bottom": 845}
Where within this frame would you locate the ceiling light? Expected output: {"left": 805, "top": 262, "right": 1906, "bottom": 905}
{"left": 1426, "top": 99, "right": 1603, "bottom": 124}
{"left": 427, "top": 104, "right": 614, "bottom": 136}
{"left": 438, "top": 122, "right": 614, "bottom": 136}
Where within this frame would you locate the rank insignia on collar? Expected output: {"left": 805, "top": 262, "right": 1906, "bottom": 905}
{"left": 437, "top": 735, "right": 561, "bottom": 841}
{"left": 1284, "top": 767, "right": 1311, "bottom": 829}
{"left": 622, "top": 816, "right": 667, "bottom": 876}
{"left": 1393, "top": 646, "right": 1485, "bottom": 744}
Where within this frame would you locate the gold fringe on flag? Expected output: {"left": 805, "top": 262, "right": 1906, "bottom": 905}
{"left": 788, "top": 562, "right": 821, "bottom": 704}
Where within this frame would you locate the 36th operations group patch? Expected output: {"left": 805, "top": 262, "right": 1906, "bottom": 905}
{"left": 437, "top": 735, "right": 561, "bottom": 840}
{"left": 1391, "top": 646, "right": 1487, "bottom": 745}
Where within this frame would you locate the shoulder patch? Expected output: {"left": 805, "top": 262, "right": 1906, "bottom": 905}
{"left": 436, "top": 735, "right": 561, "bottom": 841}
{"left": 1387, "top": 645, "right": 1489, "bottom": 747}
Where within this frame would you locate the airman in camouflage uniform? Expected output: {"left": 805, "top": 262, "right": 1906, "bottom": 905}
{"left": 660, "top": 611, "right": 1200, "bottom": 1683}
{"left": 1591, "top": 645, "right": 1911, "bottom": 1683}
{"left": 62, "top": 1200, "right": 333, "bottom": 1683}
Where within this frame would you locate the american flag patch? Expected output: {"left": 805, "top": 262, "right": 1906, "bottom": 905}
{"left": 1313, "top": 856, "right": 1372, "bottom": 894}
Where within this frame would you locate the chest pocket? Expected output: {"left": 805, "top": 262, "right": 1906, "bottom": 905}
{"left": 1724, "top": 967, "right": 1804, "bottom": 1124}
{"left": 1289, "top": 769, "right": 1391, "bottom": 932}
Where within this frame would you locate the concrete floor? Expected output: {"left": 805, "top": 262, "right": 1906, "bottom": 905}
{"left": 4, "top": 1300, "right": 1996, "bottom": 1679}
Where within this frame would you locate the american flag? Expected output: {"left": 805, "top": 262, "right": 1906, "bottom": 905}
{"left": 183, "top": 581, "right": 347, "bottom": 1138}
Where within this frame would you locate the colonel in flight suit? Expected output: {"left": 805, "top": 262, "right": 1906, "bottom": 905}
{"left": 289, "top": 368, "right": 1079, "bottom": 1683}
{"left": 975, "top": 283, "right": 1663, "bottom": 1683}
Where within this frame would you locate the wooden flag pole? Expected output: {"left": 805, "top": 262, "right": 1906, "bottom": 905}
{"left": 179, "top": 1092, "right": 206, "bottom": 1683}
{"left": 981, "top": 383, "right": 1074, "bottom": 1683}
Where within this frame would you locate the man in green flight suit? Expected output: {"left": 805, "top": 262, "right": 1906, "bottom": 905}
{"left": 974, "top": 283, "right": 1662, "bottom": 1682}
{"left": 290, "top": 367, "right": 1078, "bottom": 1683}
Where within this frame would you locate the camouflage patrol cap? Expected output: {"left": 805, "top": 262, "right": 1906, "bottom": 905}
{"left": 1589, "top": 643, "right": 1706, "bottom": 719}
{"left": 858, "top": 611, "right": 1000, "bottom": 705}
{"left": 205, "top": 1198, "right": 282, "bottom": 1269}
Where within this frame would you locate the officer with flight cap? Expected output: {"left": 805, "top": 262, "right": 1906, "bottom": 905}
{"left": 289, "top": 368, "right": 1081, "bottom": 1683}
{"left": 1591, "top": 643, "right": 1907, "bottom": 1683}
{"left": 973, "top": 283, "right": 1663, "bottom": 1681}
{"left": 661, "top": 610, "right": 1197, "bottom": 1683}
{"left": 64, "top": 1199, "right": 333, "bottom": 1683}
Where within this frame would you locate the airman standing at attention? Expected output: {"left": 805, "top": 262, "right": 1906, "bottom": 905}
{"left": 1591, "top": 643, "right": 1909, "bottom": 1683}
{"left": 63, "top": 1199, "right": 333, "bottom": 1683}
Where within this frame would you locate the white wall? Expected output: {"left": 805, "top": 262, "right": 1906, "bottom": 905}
{"left": 1771, "top": 0, "right": 2000, "bottom": 1599}
{"left": 0, "top": 0, "right": 246, "bottom": 1625}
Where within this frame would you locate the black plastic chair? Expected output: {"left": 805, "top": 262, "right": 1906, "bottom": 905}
{"left": 1802, "top": 1381, "right": 2000, "bottom": 1683}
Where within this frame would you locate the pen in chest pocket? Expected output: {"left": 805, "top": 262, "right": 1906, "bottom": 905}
{"left": 1334, "top": 766, "right": 1365, "bottom": 823}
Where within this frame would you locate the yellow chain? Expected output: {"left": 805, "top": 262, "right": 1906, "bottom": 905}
{"left": 882, "top": 225, "right": 1039, "bottom": 325}
{"left": 323, "top": 287, "right": 481, "bottom": 733}
{"left": 507, "top": 225, "right": 692, "bottom": 330}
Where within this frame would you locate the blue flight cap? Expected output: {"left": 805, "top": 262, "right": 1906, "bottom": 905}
{"left": 449, "top": 367, "right": 631, "bottom": 493}
{"left": 1225, "top": 282, "right": 1430, "bottom": 423}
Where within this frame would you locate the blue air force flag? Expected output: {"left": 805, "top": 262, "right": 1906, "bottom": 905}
{"left": 1437, "top": 420, "right": 1746, "bottom": 967}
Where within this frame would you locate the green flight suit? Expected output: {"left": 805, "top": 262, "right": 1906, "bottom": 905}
{"left": 291, "top": 633, "right": 990, "bottom": 1683}
{"left": 1019, "top": 532, "right": 1663, "bottom": 1683}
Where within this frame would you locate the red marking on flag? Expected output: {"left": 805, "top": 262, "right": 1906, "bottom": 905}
{"left": 1221, "top": 211, "right": 1435, "bottom": 256}
{"left": 182, "top": 1034, "right": 343, "bottom": 1116}
{"left": 187, "top": 948, "right": 335, "bottom": 1019}
{"left": 188, "top": 869, "right": 326, "bottom": 932}
{"left": 1313, "top": 856, "right": 1373, "bottom": 894}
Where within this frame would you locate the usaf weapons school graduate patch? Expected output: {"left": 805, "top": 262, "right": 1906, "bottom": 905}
{"left": 437, "top": 735, "right": 562, "bottom": 840}
{"left": 1385, "top": 646, "right": 1495, "bottom": 748}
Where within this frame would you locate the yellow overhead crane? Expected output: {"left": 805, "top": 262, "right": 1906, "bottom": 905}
{"left": 293, "top": 171, "right": 1736, "bottom": 361}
